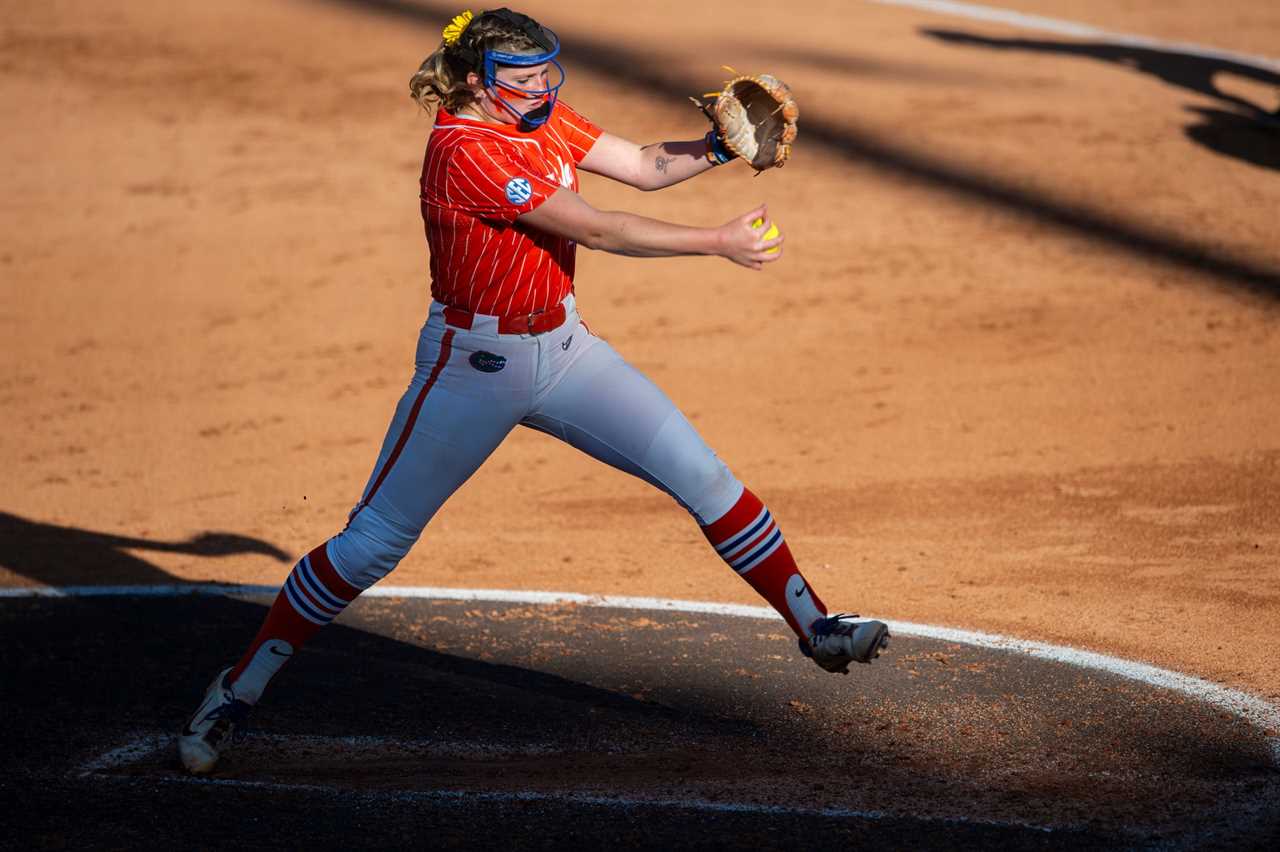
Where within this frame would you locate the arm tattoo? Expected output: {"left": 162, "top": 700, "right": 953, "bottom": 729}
{"left": 654, "top": 155, "right": 671, "bottom": 173}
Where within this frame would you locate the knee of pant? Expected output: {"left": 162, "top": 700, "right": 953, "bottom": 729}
{"left": 329, "top": 505, "right": 421, "bottom": 588}
{"left": 642, "top": 413, "right": 742, "bottom": 523}
{"left": 677, "top": 459, "right": 743, "bottom": 526}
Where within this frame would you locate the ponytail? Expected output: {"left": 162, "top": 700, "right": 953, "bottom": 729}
{"left": 409, "top": 47, "right": 475, "bottom": 113}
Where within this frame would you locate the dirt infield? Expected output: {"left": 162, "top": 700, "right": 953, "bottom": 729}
{"left": 6, "top": 592, "right": 1279, "bottom": 848}
{"left": 3, "top": 0, "right": 1280, "bottom": 847}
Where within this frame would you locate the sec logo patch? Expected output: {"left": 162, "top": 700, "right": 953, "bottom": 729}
{"left": 504, "top": 177, "right": 532, "bottom": 205}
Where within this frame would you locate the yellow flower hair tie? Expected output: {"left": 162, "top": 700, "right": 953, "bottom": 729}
{"left": 442, "top": 10, "right": 473, "bottom": 46}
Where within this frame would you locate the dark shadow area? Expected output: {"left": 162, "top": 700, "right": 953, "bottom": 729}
{"left": 3, "top": 595, "right": 806, "bottom": 850}
{"left": 923, "top": 28, "right": 1280, "bottom": 173}
{"left": 0, "top": 594, "right": 1139, "bottom": 850}
{"left": 321, "top": 0, "right": 1280, "bottom": 299}
{"left": 0, "top": 509, "right": 707, "bottom": 732}
{"left": 0, "top": 513, "right": 810, "bottom": 845}
{"left": 6, "top": 592, "right": 1277, "bottom": 848}
{"left": 1185, "top": 106, "right": 1280, "bottom": 171}
{"left": 751, "top": 43, "right": 999, "bottom": 85}
{"left": 0, "top": 509, "right": 291, "bottom": 586}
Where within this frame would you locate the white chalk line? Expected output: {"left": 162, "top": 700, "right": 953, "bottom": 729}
{"left": 10, "top": 581, "right": 1280, "bottom": 765}
{"left": 80, "top": 731, "right": 1067, "bottom": 834}
{"left": 869, "top": 0, "right": 1280, "bottom": 74}
{"left": 75, "top": 732, "right": 565, "bottom": 779}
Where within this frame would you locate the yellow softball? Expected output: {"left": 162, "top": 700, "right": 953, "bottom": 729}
{"left": 751, "top": 217, "right": 781, "bottom": 253}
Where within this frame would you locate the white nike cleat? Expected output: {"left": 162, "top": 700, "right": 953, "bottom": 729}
{"left": 801, "top": 613, "right": 891, "bottom": 674}
{"left": 177, "top": 667, "right": 252, "bottom": 774}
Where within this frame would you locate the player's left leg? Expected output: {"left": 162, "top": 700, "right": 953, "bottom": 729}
{"left": 523, "top": 331, "right": 888, "bottom": 672}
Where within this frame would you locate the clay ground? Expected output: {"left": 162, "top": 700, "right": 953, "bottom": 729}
{"left": 2, "top": 0, "right": 1280, "bottom": 846}
{"left": 7, "top": 594, "right": 1279, "bottom": 848}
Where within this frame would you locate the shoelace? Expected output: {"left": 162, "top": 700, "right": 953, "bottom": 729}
{"left": 205, "top": 699, "right": 253, "bottom": 746}
{"left": 811, "top": 612, "right": 861, "bottom": 639}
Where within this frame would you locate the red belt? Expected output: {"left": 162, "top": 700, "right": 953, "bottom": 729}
{"left": 442, "top": 303, "right": 567, "bottom": 336}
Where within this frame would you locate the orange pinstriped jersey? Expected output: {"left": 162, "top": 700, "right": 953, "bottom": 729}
{"left": 419, "top": 102, "right": 603, "bottom": 317}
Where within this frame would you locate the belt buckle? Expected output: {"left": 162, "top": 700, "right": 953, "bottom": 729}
{"left": 525, "top": 309, "right": 545, "bottom": 334}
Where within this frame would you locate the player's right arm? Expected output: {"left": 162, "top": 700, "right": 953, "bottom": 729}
{"left": 518, "top": 188, "right": 784, "bottom": 271}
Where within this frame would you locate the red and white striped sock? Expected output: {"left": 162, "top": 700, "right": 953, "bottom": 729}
{"left": 701, "top": 487, "right": 827, "bottom": 642}
{"left": 226, "top": 540, "right": 361, "bottom": 704}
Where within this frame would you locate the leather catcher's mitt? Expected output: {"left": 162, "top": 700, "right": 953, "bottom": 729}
{"left": 695, "top": 72, "right": 800, "bottom": 171}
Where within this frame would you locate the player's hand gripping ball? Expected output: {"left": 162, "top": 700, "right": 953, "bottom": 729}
{"left": 694, "top": 70, "right": 800, "bottom": 171}
{"left": 751, "top": 217, "right": 781, "bottom": 254}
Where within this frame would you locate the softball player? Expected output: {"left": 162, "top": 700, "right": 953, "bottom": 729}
{"left": 179, "top": 7, "right": 889, "bottom": 775}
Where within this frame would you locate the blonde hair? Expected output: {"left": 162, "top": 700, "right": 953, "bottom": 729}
{"left": 409, "top": 12, "right": 546, "bottom": 113}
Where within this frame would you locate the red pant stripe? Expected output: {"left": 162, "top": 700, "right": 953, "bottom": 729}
{"left": 348, "top": 329, "right": 455, "bottom": 525}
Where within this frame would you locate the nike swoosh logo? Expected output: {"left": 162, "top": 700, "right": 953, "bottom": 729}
{"left": 181, "top": 677, "right": 233, "bottom": 737}
{"left": 268, "top": 646, "right": 292, "bottom": 657}
{"left": 793, "top": 582, "right": 807, "bottom": 598}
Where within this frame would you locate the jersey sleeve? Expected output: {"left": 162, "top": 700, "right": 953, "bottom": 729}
{"left": 443, "top": 141, "right": 561, "bottom": 223}
{"left": 554, "top": 102, "right": 604, "bottom": 165}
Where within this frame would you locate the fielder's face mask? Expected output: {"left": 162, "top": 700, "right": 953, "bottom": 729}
{"left": 456, "top": 8, "right": 564, "bottom": 130}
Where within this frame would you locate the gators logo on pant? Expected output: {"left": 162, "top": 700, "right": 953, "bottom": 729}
{"left": 469, "top": 351, "right": 507, "bottom": 373}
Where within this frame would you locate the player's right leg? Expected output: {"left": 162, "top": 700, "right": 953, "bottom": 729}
{"left": 179, "top": 312, "right": 532, "bottom": 774}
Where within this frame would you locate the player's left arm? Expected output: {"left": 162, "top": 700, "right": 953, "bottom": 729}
{"left": 579, "top": 132, "right": 717, "bottom": 192}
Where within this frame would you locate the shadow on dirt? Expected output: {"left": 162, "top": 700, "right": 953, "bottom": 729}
{"left": 0, "top": 509, "right": 698, "bottom": 732}
{"left": 3, "top": 594, "right": 790, "bottom": 849}
{"left": 1184, "top": 106, "right": 1280, "bottom": 171}
{"left": 323, "top": 0, "right": 1280, "bottom": 299}
{"left": 9, "top": 588, "right": 1278, "bottom": 848}
{"left": 0, "top": 509, "right": 291, "bottom": 586}
{"left": 1, "top": 592, "right": 1112, "bottom": 850}
{"left": 922, "top": 29, "right": 1280, "bottom": 173}
{"left": 3, "top": 504, "right": 1275, "bottom": 847}
{"left": 0, "top": 510, "right": 823, "bottom": 847}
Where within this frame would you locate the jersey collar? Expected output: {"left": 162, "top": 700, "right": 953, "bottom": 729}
{"left": 437, "top": 108, "right": 547, "bottom": 138}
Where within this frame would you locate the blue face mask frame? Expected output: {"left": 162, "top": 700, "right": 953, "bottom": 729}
{"left": 481, "top": 27, "right": 564, "bottom": 129}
